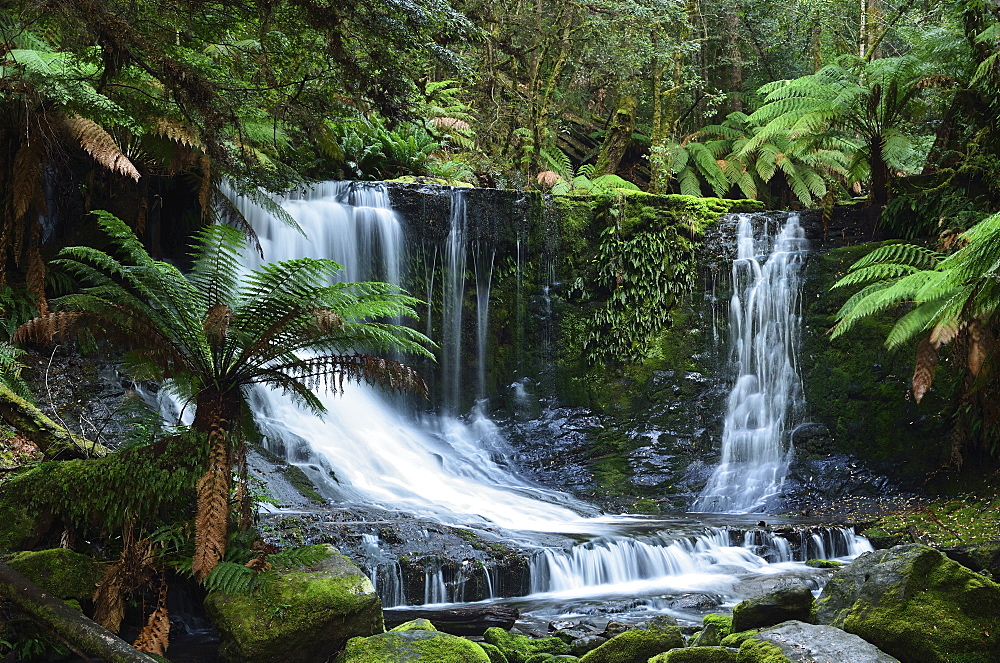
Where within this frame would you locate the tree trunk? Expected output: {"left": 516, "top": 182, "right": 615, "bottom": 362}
{"left": 0, "top": 384, "right": 108, "bottom": 459}
{"left": 0, "top": 562, "right": 158, "bottom": 663}
{"left": 594, "top": 93, "right": 638, "bottom": 176}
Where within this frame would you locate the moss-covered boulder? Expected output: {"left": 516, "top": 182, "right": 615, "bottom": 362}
{"left": 205, "top": 544, "right": 383, "bottom": 663}
{"left": 578, "top": 622, "right": 684, "bottom": 663}
{"left": 483, "top": 627, "right": 569, "bottom": 662}
{"left": 804, "top": 559, "right": 843, "bottom": 569}
{"left": 649, "top": 646, "right": 736, "bottom": 662}
{"left": 731, "top": 585, "right": 814, "bottom": 632}
{"left": 481, "top": 642, "right": 510, "bottom": 663}
{"left": 816, "top": 544, "right": 1000, "bottom": 663}
{"left": 736, "top": 621, "right": 899, "bottom": 662}
{"left": 6, "top": 548, "right": 102, "bottom": 600}
{"left": 335, "top": 628, "right": 491, "bottom": 662}
{"left": 689, "top": 614, "right": 733, "bottom": 646}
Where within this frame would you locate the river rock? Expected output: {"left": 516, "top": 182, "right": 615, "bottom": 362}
{"left": 205, "top": 544, "right": 383, "bottom": 663}
{"left": 578, "top": 622, "right": 684, "bottom": 663}
{"left": 335, "top": 620, "right": 491, "bottom": 663}
{"left": 731, "top": 584, "right": 814, "bottom": 632}
{"left": 649, "top": 647, "right": 737, "bottom": 662}
{"left": 484, "top": 627, "right": 569, "bottom": 662}
{"left": 816, "top": 543, "right": 1000, "bottom": 663}
{"left": 737, "top": 620, "right": 899, "bottom": 662}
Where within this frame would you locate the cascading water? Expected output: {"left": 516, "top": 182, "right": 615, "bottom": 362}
{"left": 212, "top": 185, "right": 869, "bottom": 616}
{"left": 694, "top": 213, "right": 809, "bottom": 513}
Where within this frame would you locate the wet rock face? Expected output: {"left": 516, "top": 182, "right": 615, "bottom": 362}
{"left": 731, "top": 584, "right": 815, "bottom": 632}
{"left": 743, "top": 620, "right": 900, "bottom": 663}
{"left": 817, "top": 544, "right": 1000, "bottom": 663}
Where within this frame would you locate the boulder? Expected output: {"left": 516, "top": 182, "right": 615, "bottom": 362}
{"left": 578, "top": 622, "right": 684, "bottom": 663}
{"left": 731, "top": 584, "right": 814, "bottom": 632}
{"left": 689, "top": 613, "right": 732, "bottom": 647}
{"left": 649, "top": 646, "right": 736, "bottom": 662}
{"left": 5, "top": 548, "right": 102, "bottom": 601}
{"left": 480, "top": 642, "right": 510, "bottom": 663}
{"left": 335, "top": 626, "right": 491, "bottom": 663}
{"left": 816, "top": 544, "right": 1000, "bottom": 663}
{"left": 205, "top": 544, "right": 383, "bottom": 663}
{"left": 483, "top": 627, "right": 569, "bottom": 663}
{"left": 737, "top": 620, "right": 899, "bottom": 662}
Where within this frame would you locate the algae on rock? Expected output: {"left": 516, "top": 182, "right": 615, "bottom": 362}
{"left": 205, "top": 544, "right": 383, "bottom": 663}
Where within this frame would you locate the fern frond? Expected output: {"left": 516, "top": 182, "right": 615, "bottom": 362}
{"left": 193, "top": 428, "right": 231, "bottom": 581}
{"left": 61, "top": 115, "right": 140, "bottom": 180}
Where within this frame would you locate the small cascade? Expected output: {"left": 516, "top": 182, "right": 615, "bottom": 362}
{"left": 529, "top": 527, "right": 871, "bottom": 597}
{"left": 474, "top": 243, "right": 496, "bottom": 402}
{"left": 694, "top": 214, "right": 810, "bottom": 513}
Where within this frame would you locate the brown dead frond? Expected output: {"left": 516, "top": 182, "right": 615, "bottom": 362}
{"left": 12, "top": 312, "right": 85, "bottom": 344}
{"left": 930, "top": 319, "right": 963, "bottom": 347}
{"left": 916, "top": 74, "right": 956, "bottom": 89}
{"left": 60, "top": 114, "right": 140, "bottom": 181}
{"left": 312, "top": 308, "right": 344, "bottom": 334}
{"left": 198, "top": 155, "right": 213, "bottom": 222}
{"left": 967, "top": 320, "right": 991, "bottom": 377}
{"left": 192, "top": 426, "right": 231, "bottom": 581}
{"left": 93, "top": 528, "right": 156, "bottom": 633}
{"left": 536, "top": 170, "right": 561, "bottom": 188}
{"left": 203, "top": 304, "right": 232, "bottom": 346}
{"left": 154, "top": 118, "right": 203, "bottom": 150}
{"left": 133, "top": 574, "right": 170, "bottom": 656}
{"left": 12, "top": 143, "right": 42, "bottom": 222}
{"left": 432, "top": 117, "right": 470, "bottom": 132}
{"left": 912, "top": 336, "right": 938, "bottom": 403}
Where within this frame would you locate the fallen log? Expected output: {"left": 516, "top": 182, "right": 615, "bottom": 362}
{"left": 384, "top": 603, "right": 519, "bottom": 635}
{"left": 0, "top": 561, "right": 156, "bottom": 663}
{"left": 0, "top": 384, "right": 108, "bottom": 460}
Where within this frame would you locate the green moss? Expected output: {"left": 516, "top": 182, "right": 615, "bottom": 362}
{"left": 206, "top": 544, "right": 384, "bottom": 663}
{"left": 480, "top": 642, "right": 511, "bottom": 663}
{"left": 387, "top": 176, "right": 474, "bottom": 187}
{"left": 703, "top": 613, "right": 733, "bottom": 636}
{"left": 336, "top": 630, "right": 491, "bottom": 663}
{"left": 0, "top": 498, "right": 46, "bottom": 552}
{"left": 6, "top": 548, "right": 103, "bottom": 600}
{"left": 526, "top": 654, "right": 580, "bottom": 663}
{"left": 578, "top": 624, "right": 684, "bottom": 663}
{"left": 805, "top": 559, "right": 844, "bottom": 568}
{"left": 484, "top": 628, "right": 569, "bottom": 663}
{"left": 719, "top": 630, "right": 757, "bottom": 648}
{"left": 650, "top": 647, "right": 736, "bottom": 662}
{"left": 860, "top": 494, "right": 1000, "bottom": 547}
{"left": 281, "top": 465, "right": 325, "bottom": 505}
{"left": 735, "top": 639, "right": 791, "bottom": 663}
{"left": 390, "top": 618, "right": 436, "bottom": 632}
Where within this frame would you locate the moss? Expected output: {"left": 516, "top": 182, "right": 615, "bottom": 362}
{"left": 281, "top": 465, "right": 324, "bottom": 505}
{"left": 0, "top": 498, "right": 47, "bottom": 552}
{"left": 703, "top": 614, "right": 733, "bottom": 636}
{"left": 719, "top": 631, "right": 757, "bottom": 648}
{"left": 526, "top": 655, "right": 580, "bottom": 663}
{"left": 387, "top": 176, "right": 475, "bottom": 187}
{"left": 480, "top": 642, "right": 511, "bottom": 663}
{"left": 6, "top": 548, "right": 103, "bottom": 600}
{"left": 805, "top": 559, "right": 844, "bottom": 569}
{"left": 484, "top": 628, "right": 569, "bottom": 663}
{"left": 649, "top": 647, "right": 736, "bottom": 662}
{"left": 860, "top": 495, "right": 1000, "bottom": 548}
{"left": 336, "top": 630, "right": 491, "bottom": 663}
{"left": 390, "top": 618, "right": 436, "bottom": 632}
{"left": 206, "top": 544, "right": 383, "bottom": 663}
{"left": 578, "top": 624, "right": 684, "bottom": 663}
{"left": 735, "top": 639, "right": 791, "bottom": 663}
{"left": 821, "top": 545, "right": 1000, "bottom": 663}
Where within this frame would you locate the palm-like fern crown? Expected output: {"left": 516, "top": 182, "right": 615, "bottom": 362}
{"left": 831, "top": 212, "right": 1000, "bottom": 350}
{"left": 15, "top": 212, "right": 433, "bottom": 412}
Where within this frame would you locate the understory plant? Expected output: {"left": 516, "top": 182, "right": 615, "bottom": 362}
{"left": 15, "top": 211, "right": 433, "bottom": 581}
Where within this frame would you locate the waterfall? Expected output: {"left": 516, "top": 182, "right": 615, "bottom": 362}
{"left": 694, "top": 214, "right": 809, "bottom": 513}
{"left": 223, "top": 182, "right": 597, "bottom": 532}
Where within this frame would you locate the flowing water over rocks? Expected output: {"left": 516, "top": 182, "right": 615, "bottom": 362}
{"left": 184, "top": 182, "right": 890, "bottom": 632}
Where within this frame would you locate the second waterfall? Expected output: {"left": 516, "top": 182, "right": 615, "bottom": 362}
{"left": 694, "top": 213, "right": 810, "bottom": 513}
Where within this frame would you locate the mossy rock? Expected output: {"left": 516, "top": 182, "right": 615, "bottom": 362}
{"left": 6, "top": 548, "right": 102, "bottom": 600}
{"left": 731, "top": 585, "right": 814, "bottom": 632}
{"left": 526, "top": 655, "right": 580, "bottom": 663}
{"left": 481, "top": 642, "right": 511, "bottom": 663}
{"left": 816, "top": 544, "right": 1000, "bottom": 663}
{"left": 578, "top": 623, "right": 684, "bottom": 663}
{"left": 649, "top": 647, "right": 736, "bottom": 662}
{"left": 0, "top": 499, "right": 49, "bottom": 552}
{"left": 719, "top": 630, "right": 757, "bottom": 648}
{"left": 390, "top": 618, "right": 436, "bottom": 632}
{"left": 738, "top": 621, "right": 899, "bottom": 663}
{"left": 205, "top": 544, "right": 383, "bottom": 663}
{"left": 805, "top": 559, "right": 844, "bottom": 569}
{"left": 690, "top": 614, "right": 733, "bottom": 646}
{"left": 483, "top": 627, "right": 569, "bottom": 662}
{"left": 335, "top": 629, "right": 491, "bottom": 662}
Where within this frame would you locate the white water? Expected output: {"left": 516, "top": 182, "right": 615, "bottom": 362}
{"left": 694, "top": 214, "right": 809, "bottom": 513}
{"left": 223, "top": 181, "right": 597, "bottom": 532}
{"left": 208, "top": 184, "right": 872, "bottom": 611}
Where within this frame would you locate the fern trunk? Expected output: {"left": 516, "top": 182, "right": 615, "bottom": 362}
{"left": 191, "top": 390, "right": 239, "bottom": 580}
